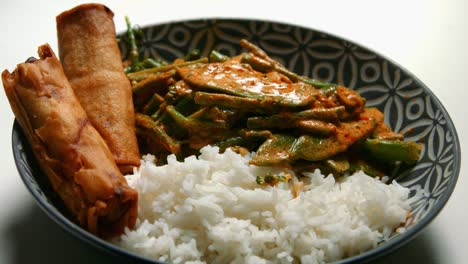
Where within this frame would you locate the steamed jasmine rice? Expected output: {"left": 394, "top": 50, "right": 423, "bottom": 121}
{"left": 114, "top": 146, "right": 411, "bottom": 264}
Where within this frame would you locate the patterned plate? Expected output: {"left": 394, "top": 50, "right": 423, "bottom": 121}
{"left": 12, "top": 18, "right": 460, "bottom": 263}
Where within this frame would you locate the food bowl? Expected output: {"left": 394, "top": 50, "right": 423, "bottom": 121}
{"left": 12, "top": 18, "right": 460, "bottom": 263}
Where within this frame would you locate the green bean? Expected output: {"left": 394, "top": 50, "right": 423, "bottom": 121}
{"left": 300, "top": 77, "right": 335, "bottom": 89}
{"left": 166, "top": 105, "right": 233, "bottom": 148}
{"left": 150, "top": 102, "right": 166, "bottom": 120}
{"left": 142, "top": 93, "right": 165, "bottom": 115}
{"left": 128, "top": 57, "right": 208, "bottom": 81}
{"left": 135, "top": 113, "right": 181, "bottom": 154}
{"left": 122, "top": 19, "right": 166, "bottom": 73}
{"left": 164, "top": 81, "right": 193, "bottom": 105}
{"left": 240, "top": 53, "right": 273, "bottom": 73}
{"left": 124, "top": 16, "right": 141, "bottom": 73}
{"left": 194, "top": 92, "right": 284, "bottom": 113}
{"left": 244, "top": 115, "right": 293, "bottom": 128}
{"left": 319, "top": 86, "right": 337, "bottom": 96}
{"left": 290, "top": 135, "right": 339, "bottom": 161}
{"left": 185, "top": 49, "right": 202, "bottom": 61}
{"left": 349, "top": 159, "right": 386, "bottom": 177}
{"left": 239, "top": 129, "right": 273, "bottom": 141}
{"left": 295, "top": 106, "right": 346, "bottom": 121}
{"left": 166, "top": 105, "right": 228, "bottom": 131}
{"left": 165, "top": 105, "right": 190, "bottom": 128}
{"left": 193, "top": 89, "right": 310, "bottom": 111}
{"left": 155, "top": 97, "right": 195, "bottom": 126}
{"left": 322, "top": 158, "right": 350, "bottom": 175}
{"left": 290, "top": 116, "right": 377, "bottom": 161}
{"left": 132, "top": 70, "right": 176, "bottom": 109}
{"left": 132, "top": 69, "right": 176, "bottom": 96}
{"left": 240, "top": 39, "right": 335, "bottom": 88}
{"left": 295, "top": 120, "right": 337, "bottom": 136}
{"left": 187, "top": 106, "right": 228, "bottom": 123}
{"left": 245, "top": 107, "right": 345, "bottom": 131}
{"left": 214, "top": 129, "right": 273, "bottom": 152}
{"left": 194, "top": 91, "right": 259, "bottom": 107}
{"left": 239, "top": 43, "right": 300, "bottom": 82}
{"left": 239, "top": 39, "right": 271, "bottom": 62}
{"left": 250, "top": 134, "right": 296, "bottom": 166}
{"left": 362, "top": 139, "right": 422, "bottom": 162}
{"left": 214, "top": 136, "right": 248, "bottom": 151}
{"left": 141, "top": 57, "right": 166, "bottom": 68}
{"left": 209, "top": 50, "right": 229, "bottom": 62}
{"left": 246, "top": 116, "right": 336, "bottom": 136}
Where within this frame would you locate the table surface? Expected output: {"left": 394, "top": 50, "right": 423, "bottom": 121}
{"left": 1, "top": 0, "right": 466, "bottom": 263}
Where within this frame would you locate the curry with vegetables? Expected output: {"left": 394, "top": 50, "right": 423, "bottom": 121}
{"left": 123, "top": 20, "right": 422, "bottom": 178}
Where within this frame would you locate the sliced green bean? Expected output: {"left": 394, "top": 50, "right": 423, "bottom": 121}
{"left": 247, "top": 106, "right": 345, "bottom": 129}
{"left": 246, "top": 106, "right": 345, "bottom": 131}
{"left": 362, "top": 139, "right": 422, "bottom": 162}
{"left": 290, "top": 135, "right": 338, "bottom": 161}
{"left": 209, "top": 50, "right": 229, "bottom": 62}
{"left": 214, "top": 136, "right": 246, "bottom": 150}
{"left": 132, "top": 69, "right": 176, "bottom": 96}
{"left": 141, "top": 57, "right": 166, "bottom": 68}
{"left": 164, "top": 81, "right": 193, "bottom": 105}
{"left": 322, "top": 158, "right": 350, "bottom": 175}
{"left": 250, "top": 134, "right": 296, "bottom": 166}
{"left": 291, "top": 117, "right": 377, "bottom": 161}
{"left": 166, "top": 105, "right": 233, "bottom": 148}
{"left": 128, "top": 57, "right": 208, "bottom": 81}
{"left": 349, "top": 159, "right": 386, "bottom": 177}
{"left": 214, "top": 130, "right": 273, "bottom": 152}
{"left": 135, "top": 113, "right": 181, "bottom": 154}
{"left": 246, "top": 116, "right": 336, "bottom": 136}
{"left": 245, "top": 115, "right": 292, "bottom": 128}
{"left": 319, "top": 86, "right": 337, "bottom": 96}
{"left": 239, "top": 129, "right": 273, "bottom": 141}
{"left": 295, "top": 120, "right": 336, "bottom": 136}
{"left": 142, "top": 93, "right": 165, "bottom": 115}
{"left": 240, "top": 39, "right": 335, "bottom": 88}
{"left": 300, "top": 77, "right": 335, "bottom": 89}
{"left": 194, "top": 92, "right": 285, "bottom": 113}
{"left": 124, "top": 16, "right": 141, "bottom": 73}
{"left": 239, "top": 39, "right": 271, "bottom": 62}
{"left": 296, "top": 106, "right": 346, "bottom": 121}
{"left": 165, "top": 105, "right": 228, "bottom": 131}
{"left": 240, "top": 53, "right": 273, "bottom": 73}
{"left": 188, "top": 106, "right": 225, "bottom": 122}
{"left": 155, "top": 97, "right": 195, "bottom": 125}
{"left": 185, "top": 49, "right": 202, "bottom": 61}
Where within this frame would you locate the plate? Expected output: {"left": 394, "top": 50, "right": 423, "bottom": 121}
{"left": 12, "top": 18, "right": 460, "bottom": 263}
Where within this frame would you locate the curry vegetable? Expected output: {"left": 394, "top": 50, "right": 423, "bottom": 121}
{"left": 122, "top": 20, "right": 422, "bottom": 176}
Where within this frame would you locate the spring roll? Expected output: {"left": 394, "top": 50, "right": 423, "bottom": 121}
{"left": 2, "top": 44, "right": 138, "bottom": 238}
{"left": 56, "top": 3, "right": 140, "bottom": 174}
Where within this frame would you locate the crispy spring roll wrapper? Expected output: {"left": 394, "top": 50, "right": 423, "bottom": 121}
{"left": 57, "top": 3, "right": 140, "bottom": 174}
{"left": 2, "top": 44, "right": 138, "bottom": 238}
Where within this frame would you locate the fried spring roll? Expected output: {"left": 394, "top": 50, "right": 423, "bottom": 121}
{"left": 2, "top": 44, "right": 138, "bottom": 238}
{"left": 56, "top": 3, "right": 140, "bottom": 174}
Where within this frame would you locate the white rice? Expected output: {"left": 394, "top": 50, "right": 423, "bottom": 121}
{"left": 114, "top": 146, "right": 411, "bottom": 264}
